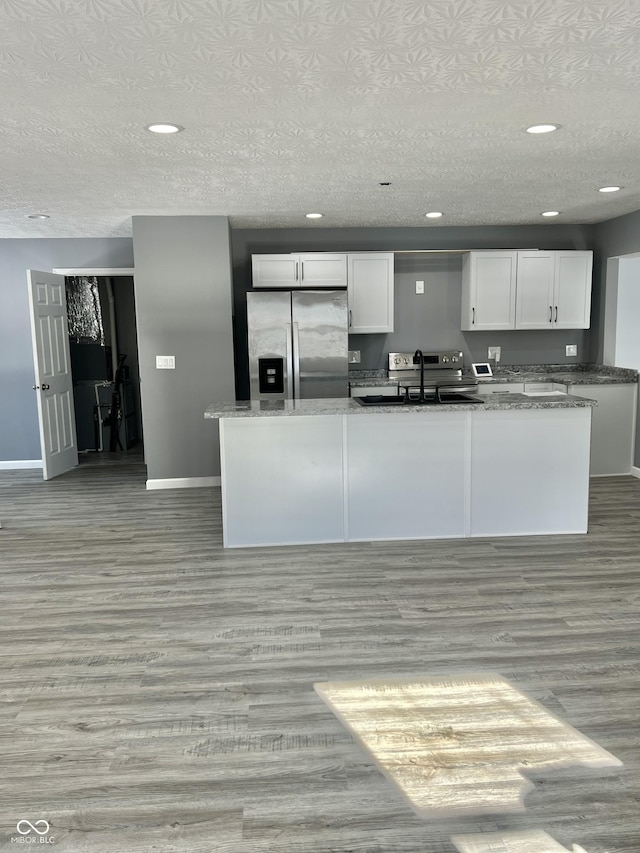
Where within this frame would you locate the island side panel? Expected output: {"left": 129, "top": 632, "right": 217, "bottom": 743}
{"left": 220, "top": 415, "right": 345, "bottom": 547}
{"left": 469, "top": 407, "right": 591, "bottom": 537}
{"left": 345, "top": 412, "right": 468, "bottom": 541}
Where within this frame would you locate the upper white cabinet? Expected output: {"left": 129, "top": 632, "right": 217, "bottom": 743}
{"left": 516, "top": 251, "right": 593, "bottom": 329}
{"left": 462, "top": 250, "right": 593, "bottom": 331}
{"left": 251, "top": 253, "right": 347, "bottom": 289}
{"left": 461, "top": 251, "right": 517, "bottom": 331}
{"left": 347, "top": 252, "right": 395, "bottom": 333}
{"left": 251, "top": 251, "right": 395, "bottom": 333}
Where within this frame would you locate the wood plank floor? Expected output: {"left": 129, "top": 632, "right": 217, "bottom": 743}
{"left": 1, "top": 455, "right": 639, "bottom": 852}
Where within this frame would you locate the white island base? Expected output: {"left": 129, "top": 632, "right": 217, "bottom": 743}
{"left": 217, "top": 405, "right": 592, "bottom": 548}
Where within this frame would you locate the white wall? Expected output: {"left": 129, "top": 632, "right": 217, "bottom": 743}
{"left": 614, "top": 258, "right": 640, "bottom": 369}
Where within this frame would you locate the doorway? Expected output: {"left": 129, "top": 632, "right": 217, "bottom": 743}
{"left": 603, "top": 253, "right": 640, "bottom": 370}
{"left": 603, "top": 253, "right": 640, "bottom": 475}
{"left": 54, "top": 268, "right": 143, "bottom": 465}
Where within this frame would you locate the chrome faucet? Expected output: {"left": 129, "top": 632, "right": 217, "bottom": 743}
{"left": 414, "top": 349, "right": 425, "bottom": 402}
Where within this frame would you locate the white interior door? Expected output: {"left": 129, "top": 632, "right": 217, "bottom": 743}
{"left": 27, "top": 270, "right": 78, "bottom": 480}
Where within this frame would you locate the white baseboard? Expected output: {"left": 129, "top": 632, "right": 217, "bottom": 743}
{"left": 146, "top": 476, "right": 220, "bottom": 490}
{"left": 0, "top": 459, "right": 43, "bottom": 470}
{"left": 631, "top": 466, "right": 640, "bottom": 479}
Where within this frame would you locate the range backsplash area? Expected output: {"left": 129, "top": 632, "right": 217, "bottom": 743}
{"left": 349, "top": 253, "right": 590, "bottom": 371}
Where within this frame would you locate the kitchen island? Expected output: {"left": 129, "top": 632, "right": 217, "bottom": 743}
{"left": 205, "top": 394, "right": 596, "bottom": 548}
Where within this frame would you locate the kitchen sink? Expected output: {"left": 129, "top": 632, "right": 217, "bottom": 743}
{"left": 355, "top": 393, "right": 483, "bottom": 407}
{"left": 355, "top": 395, "right": 407, "bottom": 406}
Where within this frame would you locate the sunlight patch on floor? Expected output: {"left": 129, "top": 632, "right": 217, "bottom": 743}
{"left": 451, "top": 829, "right": 590, "bottom": 852}
{"left": 314, "top": 672, "right": 621, "bottom": 818}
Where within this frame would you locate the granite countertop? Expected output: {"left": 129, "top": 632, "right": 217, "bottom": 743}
{"left": 349, "top": 363, "right": 638, "bottom": 388}
{"left": 205, "top": 393, "right": 597, "bottom": 419}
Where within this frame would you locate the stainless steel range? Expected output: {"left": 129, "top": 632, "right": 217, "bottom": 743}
{"left": 388, "top": 350, "right": 478, "bottom": 401}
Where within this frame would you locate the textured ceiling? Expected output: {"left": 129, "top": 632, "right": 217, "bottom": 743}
{"left": 2, "top": 0, "right": 640, "bottom": 237}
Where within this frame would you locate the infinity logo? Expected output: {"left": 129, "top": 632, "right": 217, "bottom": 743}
{"left": 16, "top": 820, "right": 50, "bottom": 836}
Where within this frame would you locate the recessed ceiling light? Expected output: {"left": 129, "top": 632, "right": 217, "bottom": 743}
{"left": 598, "top": 185, "right": 622, "bottom": 193}
{"left": 541, "top": 211, "right": 560, "bottom": 217}
{"left": 305, "top": 213, "right": 323, "bottom": 219}
{"left": 425, "top": 211, "right": 443, "bottom": 219}
{"left": 145, "top": 123, "right": 184, "bottom": 134}
{"left": 526, "top": 124, "right": 559, "bottom": 134}
{"left": 26, "top": 214, "right": 50, "bottom": 219}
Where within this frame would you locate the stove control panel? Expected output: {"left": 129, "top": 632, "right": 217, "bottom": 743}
{"left": 388, "top": 351, "right": 464, "bottom": 372}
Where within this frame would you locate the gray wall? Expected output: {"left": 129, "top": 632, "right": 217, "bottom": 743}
{"left": 0, "top": 238, "right": 134, "bottom": 462}
{"left": 355, "top": 252, "right": 589, "bottom": 369}
{"left": 231, "top": 224, "right": 594, "bottom": 397}
{"left": 591, "top": 208, "right": 640, "bottom": 362}
{"left": 132, "top": 216, "right": 235, "bottom": 483}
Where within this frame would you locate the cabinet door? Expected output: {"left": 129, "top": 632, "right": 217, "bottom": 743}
{"left": 515, "top": 252, "right": 555, "bottom": 329}
{"left": 347, "top": 252, "right": 394, "bottom": 333}
{"left": 568, "top": 383, "right": 637, "bottom": 475}
{"left": 252, "top": 254, "right": 301, "bottom": 288}
{"left": 299, "top": 253, "right": 347, "bottom": 288}
{"left": 462, "top": 252, "right": 517, "bottom": 330}
{"left": 477, "top": 382, "right": 524, "bottom": 395}
{"left": 553, "top": 251, "right": 593, "bottom": 328}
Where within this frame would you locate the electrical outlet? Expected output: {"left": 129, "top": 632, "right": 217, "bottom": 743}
{"left": 566, "top": 345, "right": 578, "bottom": 357}
{"left": 156, "top": 355, "right": 175, "bottom": 369}
{"left": 349, "top": 350, "right": 361, "bottom": 363}
{"left": 416, "top": 280, "right": 425, "bottom": 294}
{"left": 488, "top": 346, "right": 501, "bottom": 362}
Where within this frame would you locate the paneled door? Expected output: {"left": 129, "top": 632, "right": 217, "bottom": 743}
{"left": 27, "top": 270, "right": 78, "bottom": 480}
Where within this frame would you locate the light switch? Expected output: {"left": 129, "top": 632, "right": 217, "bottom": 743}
{"left": 565, "top": 345, "right": 577, "bottom": 357}
{"left": 416, "top": 280, "right": 425, "bottom": 294}
{"left": 156, "top": 355, "right": 176, "bottom": 369}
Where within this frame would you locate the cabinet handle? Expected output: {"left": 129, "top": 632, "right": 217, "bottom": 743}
{"left": 555, "top": 306, "right": 558, "bottom": 322}
{"left": 549, "top": 305, "right": 553, "bottom": 323}
{"left": 472, "top": 307, "right": 475, "bottom": 325}
{"left": 349, "top": 309, "right": 352, "bottom": 328}
{"left": 300, "top": 261, "right": 304, "bottom": 281}
{"left": 295, "top": 261, "right": 299, "bottom": 281}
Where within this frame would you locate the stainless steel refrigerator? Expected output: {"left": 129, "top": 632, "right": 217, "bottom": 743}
{"left": 247, "top": 290, "right": 349, "bottom": 400}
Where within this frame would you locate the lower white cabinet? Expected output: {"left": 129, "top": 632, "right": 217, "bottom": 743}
{"left": 477, "top": 382, "right": 524, "bottom": 395}
{"left": 567, "top": 383, "right": 637, "bottom": 475}
{"left": 220, "top": 416, "right": 345, "bottom": 546}
{"left": 217, "top": 406, "right": 592, "bottom": 547}
{"left": 347, "top": 413, "right": 467, "bottom": 540}
{"left": 469, "top": 408, "right": 590, "bottom": 536}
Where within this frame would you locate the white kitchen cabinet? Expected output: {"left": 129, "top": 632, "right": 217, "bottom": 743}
{"left": 347, "top": 252, "right": 395, "bottom": 333}
{"left": 462, "top": 250, "right": 593, "bottom": 331}
{"left": 516, "top": 251, "right": 593, "bottom": 329}
{"left": 461, "top": 252, "right": 518, "bottom": 330}
{"left": 567, "top": 383, "right": 637, "bottom": 475}
{"left": 477, "top": 382, "right": 525, "bottom": 395}
{"left": 554, "top": 251, "right": 593, "bottom": 329}
{"left": 252, "top": 253, "right": 347, "bottom": 288}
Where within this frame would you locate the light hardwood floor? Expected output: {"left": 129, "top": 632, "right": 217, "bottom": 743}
{"left": 1, "top": 455, "right": 639, "bottom": 853}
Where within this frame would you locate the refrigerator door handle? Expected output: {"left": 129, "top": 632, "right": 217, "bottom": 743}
{"left": 292, "top": 321, "right": 301, "bottom": 399}
{"left": 285, "top": 323, "right": 294, "bottom": 399}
